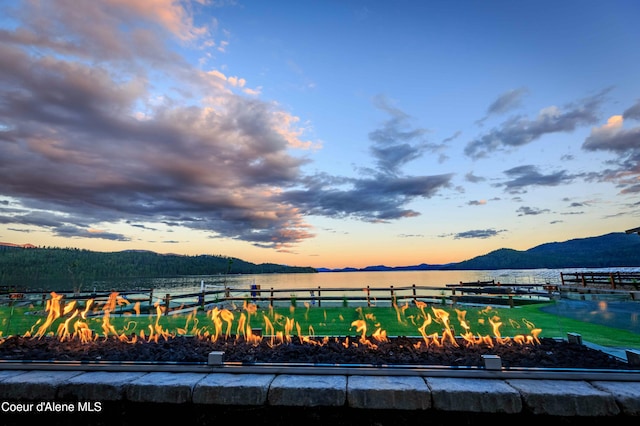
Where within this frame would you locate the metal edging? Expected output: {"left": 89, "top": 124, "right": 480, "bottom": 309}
{"left": 1, "top": 359, "right": 640, "bottom": 381}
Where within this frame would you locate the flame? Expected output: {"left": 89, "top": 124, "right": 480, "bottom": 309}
{"left": 15, "top": 291, "right": 545, "bottom": 358}
{"left": 432, "top": 307, "right": 457, "bottom": 346}
{"left": 393, "top": 301, "right": 409, "bottom": 325}
{"left": 417, "top": 313, "right": 433, "bottom": 343}
{"left": 371, "top": 327, "right": 387, "bottom": 342}
{"left": 34, "top": 292, "right": 64, "bottom": 338}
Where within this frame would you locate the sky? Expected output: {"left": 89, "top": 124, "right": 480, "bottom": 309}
{"left": 0, "top": 0, "right": 639, "bottom": 270}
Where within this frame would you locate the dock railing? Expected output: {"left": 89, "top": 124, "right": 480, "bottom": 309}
{"left": 560, "top": 272, "right": 640, "bottom": 290}
{"left": 0, "top": 282, "right": 559, "bottom": 315}
{"left": 11, "top": 274, "right": 640, "bottom": 314}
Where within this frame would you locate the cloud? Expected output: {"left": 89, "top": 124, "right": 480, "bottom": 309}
{"left": 475, "top": 87, "right": 528, "bottom": 126}
{"left": 0, "top": 210, "right": 70, "bottom": 229}
{"left": 451, "top": 229, "right": 507, "bottom": 239}
{"left": 497, "top": 165, "right": 574, "bottom": 193}
{"left": 0, "top": 48, "right": 315, "bottom": 247}
{"left": 516, "top": 206, "right": 550, "bottom": 216}
{"left": 127, "top": 222, "right": 159, "bottom": 231}
{"left": 466, "top": 89, "right": 610, "bottom": 159}
{"left": 0, "top": 208, "right": 134, "bottom": 241}
{"left": 367, "top": 95, "right": 430, "bottom": 175}
{"left": 560, "top": 153, "right": 574, "bottom": 161}
{"left": 0, "top": 1, "right": 454, "bottom": 251}
{"left": 367, "top": 96, "right": 456, "bottom": 167}
{"left": 0, "top": 0, "right": 201, "bottom": 67}
{"left": 111, "top": 0, "right": 210, "bottom": 41}
{"left": 621, "top": 184, "right": 640, "bottom": 194}
{"left": 465, "top": 172, "right": 486, "bottom": 183}
{"left": 623, "top": 100, "right": 640, "bottom": 120}
{"left": 0, "top": 1, "right": 318, "bottom": 250}
{"left": 54, "top": 225, "right": 130, "bottom": 241}
{"left": 583, "top": 115, "right": 640, "bottom": 153}
{"left": 442, "top": 131, "right": 462, "bottom": 144}
{"left": 279, "top": 96, "right": 453, "bottom": 223}
{"left": 487, "top": 87, "right": 529, "bottom": 115}
{"left": 582, "top": 113, "right": 640, "bottom": 193}
{"left": 467, "top": 200, "right": 486, "bottom": 206}
{"left": 284, "top": 172, "right": 453, "bottom": 223}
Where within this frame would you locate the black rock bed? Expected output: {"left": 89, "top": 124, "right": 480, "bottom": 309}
{"left": 0, "top": 335, "right": 634, "bottom": 369}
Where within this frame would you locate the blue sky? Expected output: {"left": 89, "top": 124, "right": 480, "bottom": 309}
{"left": 0, "top": 0, "right": 639, "bottom": 269}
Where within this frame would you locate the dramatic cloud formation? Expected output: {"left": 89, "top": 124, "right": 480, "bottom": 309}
{"left": 0, "top": 0, "right": 314, "bottom": 250}
{"left": 1, "top": 1, "right": 638, "bottom": 268}
{"left": 0, "top": 41, "right": 316, "bottom": 249}
{"left": 0, "top": 0, "right": 454, "bottom": 252}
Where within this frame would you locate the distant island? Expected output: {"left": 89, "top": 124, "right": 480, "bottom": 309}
{"left": 316, "top": 232, "right": 640, "bottom": 272}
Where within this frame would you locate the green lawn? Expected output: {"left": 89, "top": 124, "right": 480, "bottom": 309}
{"left": 1, "top": 300, "right": 639, "bottom": 350}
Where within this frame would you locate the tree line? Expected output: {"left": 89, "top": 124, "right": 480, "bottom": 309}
{"left": 0, "top": 246, "right": 317, "bottom": 291}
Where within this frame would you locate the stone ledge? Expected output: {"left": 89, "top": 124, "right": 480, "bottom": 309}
{"left": 348, "top": 375, "right": 430, "bottom": 410}
{"left": 506, "top": 379, "right": 620, "bottom": 416}
{"left": 268, "top": 374, "right": 347, "bottom": 407}
{"left": 428, "top": 377, "right": 522, "bottom": 413}
{"left": 590, "top": 380, "right": 640, "bottom": 416}
{"left": 192, "top": 373, "right": 274, "bottom": 405}
{"left": 1, "top": 369, "right": 639, "bottom": 418}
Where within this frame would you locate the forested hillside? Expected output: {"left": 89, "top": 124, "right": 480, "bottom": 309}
{"left": 0, "top": 247, "right": 316, "bottom": 290}
{"left": 443, "top": 232, "right": 640, "bottom": 270}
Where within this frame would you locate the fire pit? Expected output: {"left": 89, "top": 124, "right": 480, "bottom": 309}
{"left": 1, "top": 291, "right": 638, "bottom": 377}
{"left": 2, "top": 294, "right": 640, "bottom": 426}
{"left": 0, "top": 334, "right": 634, "bottom": 371}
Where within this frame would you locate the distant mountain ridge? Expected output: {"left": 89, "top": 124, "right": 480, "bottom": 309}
{"left": 317, "top": 232, "right": 640, "bottom": 272}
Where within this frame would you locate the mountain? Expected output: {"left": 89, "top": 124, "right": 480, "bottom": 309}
{"left": 319, "top": 232, "right": 640, "bottom": 272}
{"left": 446, "top": 232, "right": 640, "bottom": 270}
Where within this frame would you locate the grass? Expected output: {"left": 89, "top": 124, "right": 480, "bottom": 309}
{"left": 1, "top": 300, "right": 639, "bottom": 350}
